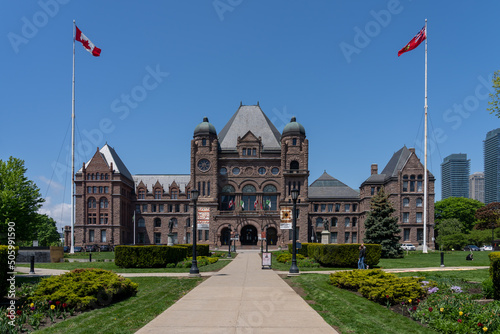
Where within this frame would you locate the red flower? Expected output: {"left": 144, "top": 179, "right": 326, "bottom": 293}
{"left": 386, "top": 295, "right": 389, "bottom": 299}
{"left": 62, "top": 303, "right": 67, "bottom": 308}
{"left": 416, "top": 299, "right": 420, "bottom": 303}
{"left": 56, "top": 301, "right": 61, "bottom": 306}
{"left": 428, "top": 307, "right": 433, "bottom": 312}
{"left": 478, "top": 323, "right": 483, "bottom": 327}
{"left": 413, "top": 306, "right": 417, "bottom": 311}
{"left": 458, "top": 319, "right": 462, "bottom": 323}
{"left": 16, "top": 310, "right": 22, "bottom": 315}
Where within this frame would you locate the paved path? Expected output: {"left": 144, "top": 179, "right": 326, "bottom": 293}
{"left": 136, "top": 251, "right": 338, "bottom": 334}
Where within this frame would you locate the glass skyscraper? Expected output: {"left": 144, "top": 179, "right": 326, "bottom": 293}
{"left": 484, "top": 128, "right": 500, "bottom": 204}
{"left": 441, "top": 153, "right": 470, "bottom": 199}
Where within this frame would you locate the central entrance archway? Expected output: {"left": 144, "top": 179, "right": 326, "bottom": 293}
{"left": 240, "top": 225, "right": 258, "bottom": 245}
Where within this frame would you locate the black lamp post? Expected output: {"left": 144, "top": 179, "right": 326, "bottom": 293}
{"left": 228, "top": 224, "right": 232, "bottom": 258}
{"left": 189, "top": 189, "right": 200, "bottom": 277}
{"left": 289, "top": 188, "right": 299, "bottom": 275}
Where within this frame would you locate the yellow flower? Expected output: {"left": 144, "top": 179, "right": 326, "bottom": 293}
{"left": 459, "top": 311, "right": 463, "bottom": 316}
{"left": 408, "top": 299, "right": 412, "bottom": 303}
{"left": 483, "top": 327, "right": 488, "bottom": 332}
{"left": 30, "top": 303, "right": 34, "bottom": 308}
{"left": 50, "top": 305, "right": 55, "bottom": 310}
{"left": 440, "top": 307, "right": 444, "bottom": 312}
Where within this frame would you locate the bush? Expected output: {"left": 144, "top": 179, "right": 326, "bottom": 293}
{"left": 0, "top": 245, "right": 18, "bottom": 297}
{"left": 115, "top": 245, "right": 188, "bottom": 268}
{"left": 176, "top": 256, "right": 218, "bottom": 268}
{"left": 329, "top": 269, "right": 426, "bottom": 305}
{"left": 307, "top": 243, "right": 381, "bottom": 268}
{"left": 490, "top": 253, "right": 500, "bottom": 300}
{"left": 31, "top": 269, "right": 138, "bottom": 310}
{"left": 176, "top": 244, "right": 210, "bottom": 257}
{"left": 276, "top": 253, "right": 305, "bottom": 263}
{"left": 287, "top": 242, "right": 317, "bottom": 257}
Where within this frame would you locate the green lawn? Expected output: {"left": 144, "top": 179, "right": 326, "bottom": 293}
{"left": 18, "top": 257, "right": 232, "bottom": 273}
{"left": 394, "top": 268, "right": 491, "bottom": 283}
{"left": 377, "top": 250, "right": 492, "bottom": 268}
{"left": 285, "top": 274, "right": 437, "bottom": 334}
{"left": 64, "top": 251, "right": 115, "bottom": 260}
{"left": 34, "top": 276, "right": 202, "bottom": 333}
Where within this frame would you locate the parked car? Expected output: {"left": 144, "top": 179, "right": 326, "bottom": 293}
{"left": 85, "top": 245, "right": 99, "bottom": 252}
{"left": 63, "top": 246, "right": 70, "bottom": 253}
{"left": 73, "top": 246, "right": 83, "bottom": 252}
{"left": 99, "top": 245, "right": 111, "bottom": 252}
{"left": 401, "top": 243, "right": 416, "bottom": 251}
{"left": 463, "top": 245, "right": 480, "bottom": 251}
{"left": 480, "top": 245, "right": 493, "bottom": 251}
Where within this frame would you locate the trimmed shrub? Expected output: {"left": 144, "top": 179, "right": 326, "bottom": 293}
{"left": 307, "top": 243, "right": 381, "bottom": 268}
{"left": 490, "top": 253, "right": 500, "bottom": 300}
{"left": 276, "top": 253, "right": 305, "bottom": 263}
{"left": 115, "top": 245, "right": 188, "bottom": 268}
{"left": 329, "top": 269, "right": 426, "bottom": 305}
{"left": 176, "top": 244, "right": 210, "bottom": 257}
{"left": 31, "top": 268, "right": 138, "bottom": 310}
{"left": 0, "top": 245, "right": 18, "bottom": 297}
{"left": 287, "top": 242, "right": 317, "bottom": 256}
{"left": 176, "top": 256, "right": 218, "bottom": 268}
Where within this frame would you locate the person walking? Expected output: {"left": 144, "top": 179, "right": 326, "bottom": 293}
{"left": 358, "top": 243, "right": 366, "bottom": 269}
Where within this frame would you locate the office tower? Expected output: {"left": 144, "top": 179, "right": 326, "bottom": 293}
{"left": 484, "top": 128, "right": 500, "bottom": 204}
{"left": 469, "top": 172, "right": 485, "bottom": 203}
{"left": 441, "top": 153, "right": 470, "bottom": 199}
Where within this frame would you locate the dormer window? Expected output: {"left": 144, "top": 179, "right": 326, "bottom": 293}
{"left": 292, "top": 138, "right": 297, "bottom": 146}
{"left": 202, "top": 138, "right": 206, "bottom": 146}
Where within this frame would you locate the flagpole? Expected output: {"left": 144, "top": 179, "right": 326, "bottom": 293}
{"left": 133, "top": 211, "right": 136, "bottom": 245}
{"left": 70, "top": 20, "right": 76, "bottom": 254}
{"left": 423, "top": 19, "right": 428, "bottom": 254}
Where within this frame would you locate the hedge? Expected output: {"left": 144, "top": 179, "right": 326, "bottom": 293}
{"left": 287, "top": 242, "right": 318, "bottom": 257}
{"left": 115, "top": 245, "right": 188, "bottom": 268}
{"left": 177, "top": 244, "right": 210, "bottom": 257}
{"left": 489, "top": 251, "right": 500, "bottom": 300}
{"left": 306, "top": 243, "right": 381, "bottom": 268}
{"left": 0, "top": 245, "right": 18, "bottom": 297}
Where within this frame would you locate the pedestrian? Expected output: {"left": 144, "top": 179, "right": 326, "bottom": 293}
{"left": 358, "top": 243, "right": 366, "bottom": 269}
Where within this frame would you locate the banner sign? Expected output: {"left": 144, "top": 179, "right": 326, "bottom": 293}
{"left": 197, "top": 207, "right": 210, "bottom": 230}
{"left": 280, "top": 208, "right": 292, "bottom": 222}
{"left": 280, "top": 223, "right": 292, "bottom": 230}
{"left": 262, "top": 252, "right": 272, "bottom": 267}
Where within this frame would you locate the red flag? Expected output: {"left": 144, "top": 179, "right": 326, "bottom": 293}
{"left": 228, "top": 199, "right": 234, "bottom": 208}
{"left": 398, "top": 26, "right": 426, "bottom": 57}
{"left": 75, "top": 26, "right": 101, "bottom": 57}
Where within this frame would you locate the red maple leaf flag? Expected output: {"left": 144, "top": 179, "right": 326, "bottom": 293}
{"left": 75, "top": 26, "right": 101, "bottom": 57}
{"left": 398, "top": 26, "right": 426, "bottom": 57}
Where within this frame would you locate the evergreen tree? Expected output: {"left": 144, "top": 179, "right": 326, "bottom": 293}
{"left": 363, "top": 188, "right": 402, "bottom": 258}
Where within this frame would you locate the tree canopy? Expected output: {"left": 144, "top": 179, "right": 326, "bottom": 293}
{"left": 34, "top": 213, "right": 61, "bottom": 246}
{"left": 0, "top": 157, "right": 44, "bottom": 242}
{"left": 434, "top": 197, "right": 484, "bottom": 232}
{"left": 363, "top": 188, "right": 402, "bottom": 258}
{"left": 487, "top": 70, "right": 500, "bottom": 118}
{"left": 475, "top": 202, "right": 500, "bottom": 230}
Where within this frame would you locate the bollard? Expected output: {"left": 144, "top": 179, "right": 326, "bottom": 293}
{"left": 29, "top": 256, "right": 35, "bottom": 274}
{"left": 89, "top": 253, "right": 92, "bottom": 262}
{"left": 440, "top": 252, "right": 444, "bottom": 267}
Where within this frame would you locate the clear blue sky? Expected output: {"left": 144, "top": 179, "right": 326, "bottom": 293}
{"left": 1, "top": 1, "right": 498, "bottom": 232}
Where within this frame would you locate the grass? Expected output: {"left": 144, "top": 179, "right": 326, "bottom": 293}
{"left": 33, "top": 276, "right": 202, "bottom": 333}
{"left": 377, "top": 250, "right": 492, "bottom": 268}
{"left": 394, "top": 268, "right": 491, "bottom": 283}
{"left": 285, "top": 274, "right": 437, "bottom": 334}
{"left": 17, "top": 257, "right": 232, "bottom": 273}
{"left": 64, "top": 252, "right": 115, "bottom": 260}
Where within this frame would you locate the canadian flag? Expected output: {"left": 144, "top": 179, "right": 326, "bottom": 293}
{"left": 75, "top": 26, "right": 101, "bottom": 57}
{"left": 228, "top": 199, "right": 234, "bottom": 209}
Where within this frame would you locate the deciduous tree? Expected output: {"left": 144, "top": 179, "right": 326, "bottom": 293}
{"left": 434, "top": 197, "right": 484, "bottom": 233}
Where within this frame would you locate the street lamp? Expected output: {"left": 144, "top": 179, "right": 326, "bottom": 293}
{"left": 289, "top": 188, "right": 299, "bottom": 275}
{"left": 189, "top": 189, "right": 200, "bottom": 277}
{"left": 228, "top": 224, "right": 232, "bottom": 258}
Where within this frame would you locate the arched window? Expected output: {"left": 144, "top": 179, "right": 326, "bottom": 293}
{"left": 290, "top": 160, "right": 299, "bottom": 170}
{"left": 154, "top": 218, "right": 161, "bottom": 227}
{"left": 416, "top": 198, "right": 423, "bottom": 207}
{"left": 345, "top": 217, "right": 350, "bottom": 227}
{"left": 403, "top": 198, "right": 410, "bottom": 207}
{"left": 100, "top": 198, "right": 108, "bottom": 209}
{"left": 242, "top": 185, "right": 256, "bottom": 211}
{"left": 202, "top": 138, "right": 206, "bottom": 146}
{"left": 263, "top": 185, "right": 277, "bottom": 211}
{"left": 222, "top": 185, "right": 235, "bottom": 193}
{"left": 332, "top": 217, "right": 338, "bottom": 227}
{"left": 138, "top": 218, "right": 145, "bottom": 227}
{"left": 96, "top": 173, "right": 100, "bottom": 180}
{"left": 315, "top": 217, "right": 323, "bottom": 228}
{"left": 352, "top": 217, "right": 357, "bottom": 227}
{"left": 220, "top": 185, "right": 235, "bottom": 211}
{"left": 88, "top": 197, "right": 96, "bottom": 209}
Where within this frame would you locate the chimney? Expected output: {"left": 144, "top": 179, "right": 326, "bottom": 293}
{"left": 371, "top": 164, "right": 378, "bottom": 175}
{"left": 409, "top": 148, "right": 415, "bottom": 153}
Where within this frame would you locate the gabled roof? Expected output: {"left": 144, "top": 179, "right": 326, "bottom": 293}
{"left": 380, "top": 146, "right": 412, "bottom": 178}
{"left": 309, "top": 171, "right": 359, "bottom": 199}
{"left": 79, "top": 144, "right": 134, "bottom": 181}
{"left": 218, "top": 105, "right": 281, "bottom": 150}
{"left": 132, "top": 175, "right": 191, "bottom": 193}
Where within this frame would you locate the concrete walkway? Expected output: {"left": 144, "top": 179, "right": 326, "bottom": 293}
{"left": 136, "top": 251, "right": 338, "bottom": 334}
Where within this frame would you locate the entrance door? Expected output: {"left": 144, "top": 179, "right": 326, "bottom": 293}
{"left": 240, "top": 225, "right": 258, "bottom": 245}
{"left": 220, "top": 227, "right": 230, "bottom": 246}
{"left": 266, "top": 227, "right": 277, "bottom": 245}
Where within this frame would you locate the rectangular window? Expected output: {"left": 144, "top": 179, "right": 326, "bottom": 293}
{"left": 154, "top": 233, "right": 161, "bottom": 244}
{"left": 403, "top": 212, "right": 409, "bottom": 223}
{"left": 345, "top": 218, "right": 350, "bottom": 227}
{"left": 152, "top": 204, "right": 157, "bottom": 212}
{"left": 416, "top": 212, "right": 422, "bottom": 223}
{"left": 242, "top": 149, "right": 246, "bottom": 156}
{"left": 403, "top": 181, "right": 408, "bottom": 192}
{"left": 104, "top": 186, "right": 109, "bottom": 193}
{"left": 345, "top": 232, "right": 350, "bottom": 243}
{"left": 89, "top": 230, "right": 94, "bottom": 242}
{"left": 175, "top": 204, "right": 180, "bottom": 212}
{"left": 352, "top": 232, "right": 357, "bottom": 243}
{"left": 404, "top": 228, "right": 410, "bottom": 241}
{"left": 410, "top": 181, "right": 415, "bottom": 192}
{"left": 335, "top": 204, "right": 340, "bottom": 212}
{"left": 417, "top": 181, "right": 423, "bottom": 192}
{"left": 345, "top": 204, "right": 350, "bottom": 212}
{"left": 247, "top": 148, "right": 252, "bottom": 156}
{"left": 101, "top": 230, "right": 107, "bottom": 242}
{"left": 186, "top": 232, "right": 191, "bottom": 244}
{"left": 205, "top": 230, "right": 209, "bottom": 240}
{"left": 159, "top": 204, "right": 164, "bottom": 212}
{"left": 252, "top": 148, "right": 256, "bottom": 156}
{"left": 371, "top": 187, "right": 375, "bottom": 195}
{"left": 417, "top": 228, "right": 423, "bottom": 242}
{"left": 289, "top": 227, "right": 299, "bottom": 240}
{"left": 321, "top": 204, "right": 326, "bottom": 212}
{"left": 314, "top": 204, "right": 319, "bottom": 212}
{"left": 138, "top": 232, "right": 145, "bottom": 244}
{"left": 208, "top": 182, "right": 210, "bottom": 196}
{"left": 328, "top": 204, "right": 333, "bottom": 212}
{"left": 403, "top": 198, "right": 410, "bottom": 207}
{"left": 169, "top": 205, "right": 173, "bottom": 212}
{"left": 142, "top": 204, "right": 147, "bottom": 212}
{"left": 185, "top": 204, "right": 189, "bottom": 212}
{"left": 330, "top": 232, "right": 338, "bottom": 243}
{"left": 87, "top": 186, "right": 92, "bottom": 193}
{"left": 203, "top": 182, "right": 206, "bottom": 196}
{"left": 416, "top": 198, "right": 423, "bottom": 207}
{"left": 352, "top": 204, "right": 357, "bottom": 212}
{"left": 292, "top": 138, "right": 297, "bottom": 146}
{"left": 135, "top": 205, "right": 140, "bottom": 213}
{"left": 198, "top": 230, "right": 203, "bottom": 241}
